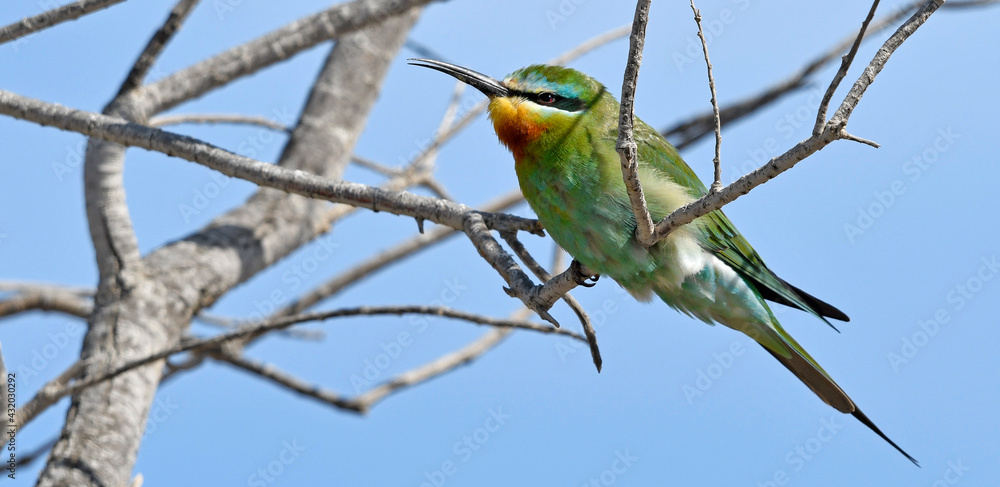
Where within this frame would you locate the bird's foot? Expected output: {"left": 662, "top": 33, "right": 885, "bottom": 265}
{"left": 570, "top": 260, "right": 600, "bottom": 287}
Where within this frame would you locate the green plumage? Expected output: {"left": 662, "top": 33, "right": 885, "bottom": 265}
{"left": 409, "top": 58, "right": 916, "bottom": 464}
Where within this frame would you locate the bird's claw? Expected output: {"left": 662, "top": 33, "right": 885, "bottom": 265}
{"left": 570, "top": 260, "right": 600, "bottom": 287}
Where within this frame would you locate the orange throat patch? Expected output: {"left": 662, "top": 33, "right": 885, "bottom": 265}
{"left": 488, "top": 97, "right": 548, "bottom": 160}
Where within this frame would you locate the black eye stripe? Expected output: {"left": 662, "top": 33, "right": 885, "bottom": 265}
{"left": 511, "top": 90, "right": 586, "bottom": 112}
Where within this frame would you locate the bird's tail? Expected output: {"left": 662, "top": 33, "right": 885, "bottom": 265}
{"left": 757, "top": 324, "right": 919, "bottom": 466}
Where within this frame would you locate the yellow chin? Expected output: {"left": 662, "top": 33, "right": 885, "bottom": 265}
{"left": 487, "top": 97, "right": 546, "bottom": 157}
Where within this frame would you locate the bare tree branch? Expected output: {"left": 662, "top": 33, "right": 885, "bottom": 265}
{"left": 0, "top": 0, "right": 127, "bottom": 44}
{"left": 814, "top": 0, "right": 881, "bottom": 136}
{"left": 117, "top": 0, "right": 200, "bottom": 96}
{"left": 149, "top": 113, "right": 291, "bottom": 132}
{"left": 139, "top": 0, "right": 441, "bottom": 114}
{"left": 15, "top": 305, "right": 583, "bottom": 432}
{"left": 0, "top": 290, "right": 92, "bottom": 320}
{"left": 501, "top": 233, "right": 602, "bottom": 371}
{"left": 662, "top": 0, "right": 933, "bottom": 150}
{"left": 36, "top": 8, "right": 426, "bottom": 486}
{"left": 352, "top": 327, "right": 512, "bottom": 410}
{"left": 351, "top": 155, "right": 407, "bottom": 176}
{"left": 194, "top": 313, "right": 324, "bottom": 341}
{"left": 214, "top": 352, "right": 366, "bottom": 412}
{"left": 689, "top": 0, "right": 723, "bottom": 192}
{"left": 830, "top": 1, "right": 942, "bottom": 125}
{"left": 549, "top": 25, "right": 631, "bottom": 65}
{"left": 275, "top": 191, "right": 525, "bottom": 318}
{"left": 0, "top": 281, "right": 93, "bottom": 319}
{"left": 13, "top": 361, "right": 84, "bottom": 434}
{"left": 616, "top": 0, "right": 656, "bottom": 247}
{"left": 217, "top": 318, "right": 516, "bottom": 414}
{"left": 0, "top": 90, "right": 543, "bottom": 237}
{"left": 647, "top": 0, "right": 944, "bottom": 244}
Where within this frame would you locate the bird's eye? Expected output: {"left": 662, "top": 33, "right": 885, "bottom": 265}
{"left": 536, "top": 92, "right": 557, "bottom": 105}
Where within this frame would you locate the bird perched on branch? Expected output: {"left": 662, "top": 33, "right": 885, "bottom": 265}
{"left": 410, "top": 58, "right": 916, "bottom": 465}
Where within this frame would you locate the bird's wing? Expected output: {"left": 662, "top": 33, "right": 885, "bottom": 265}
{"left": 632, "top": 120, "right": 848, "bottom": 325}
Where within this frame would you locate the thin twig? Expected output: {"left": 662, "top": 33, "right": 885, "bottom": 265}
{"left": 117, "top": 0, "right": 201, "bottom": 95}
{"left": 194, "top": 313, "right": 324, "bottom": 341}
{"left": 814, "top": 0, "right": 882, "bottom": 136}
{"left": 215, "top": 352, "right": 365, "bottom": 412}
{"left": 218, "top": 310, "right": 524, "bottom": 414}
{"left": 549, "top": 25, "right": 631, "bottom": 66}
{"left": 662, "top": 0, "right": 924, "bottom": 150}
{"left": 352, "top": 327, "right": 512, "bottom": 410}
{"left": 277, "top": 191, "right": 524, "bottom": 318}
{"left": 0, "top": 287, "right": 93, "bottom": 319}
{"left": 0, "top": 90, "right": 543, "bottom": 238}
{"left": 501, "top": 233, "right": 603, "bottom": 371}
{"left": 419, "top": 177, "right": 455, "bottom": 201}
{"left": 830, "top": 0, "right": 943, "bottom": 125}
{"left": 13, "top": 305, "right": 582, "bottom": 431}
{"left": 646, "top": 0, "right": 943, "bottom": 244}
{"left": 139, "top": 0, "right": 441, "bottom": 114}
{"left": 690, "top": 0, "right": 723, "bottom": 193}
{"left": 350, "top": 155, "right": 406, "bottom": 176}
{"left": 13, "top": 361, "right": 84, "bottom": 433}
{"left": 149, "top": 113, "right": 291, "bottom": 132}
{"left": 0, "top": 0, "right": 128, "bottom": 44}
{"left": 617, "top": 0, "right": 656, "bottom": 247}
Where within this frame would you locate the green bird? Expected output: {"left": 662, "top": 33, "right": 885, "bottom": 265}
{"left": 410, "top": 58, "right": 916, "bottom": 465}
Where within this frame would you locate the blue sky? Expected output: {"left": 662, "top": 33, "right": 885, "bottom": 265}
{"left": 2, "top": 0, "right": 998, "bottom": 485}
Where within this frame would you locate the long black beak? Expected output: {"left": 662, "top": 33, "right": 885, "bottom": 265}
{"left": 408, "top": 58, "right": 510, "bottom": 98}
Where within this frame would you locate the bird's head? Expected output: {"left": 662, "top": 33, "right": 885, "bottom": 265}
{"left": 409, "top": 59, "right": 607, "bottom": 159}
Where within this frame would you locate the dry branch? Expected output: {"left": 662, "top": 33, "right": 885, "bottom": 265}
{"left": 117, "top": 0, "right": 200, "bottom": 95}
{"left": 15, "top": 305, "right": 583, "bottom": 432}
{"left": 625, "top": 0, "right": 944, "bottom": 245}
{"left": 0, "top": 90, "right": 542, "bottom": 237}
{"left": 689, "top": 0, "right": 723, "bottom": 192}
{"left": 0, "top": 282, "right": 93, "bottom": 319}
{"left": 0, "top": 0, "right": 127, "bottom": 44}
{"left": 501, "top": 233, "right": 602, "bottom": 371}
{"left": 616, "top": 0, "right": 656, "bottom": 247}
{"left": 139, "top": 0, "right": 441, "bottom": 114}
{"left": 149, "top": 113, "right": 292, "bottom": 132}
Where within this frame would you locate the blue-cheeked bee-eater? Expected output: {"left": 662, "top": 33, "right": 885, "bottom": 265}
{"left": 410, "top": 58, "right": 917, "bottom": 465}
